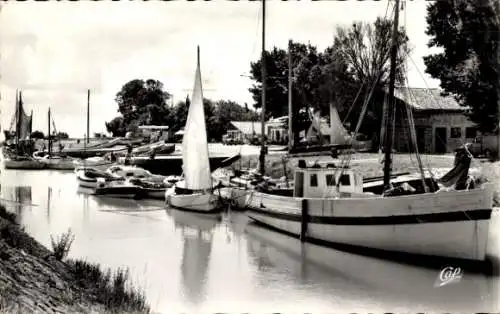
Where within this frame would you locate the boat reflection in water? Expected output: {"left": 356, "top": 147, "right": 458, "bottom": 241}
{"left": 166, "top": 209, "right": 221, "bottom": 308}
{"left": 242, "top": 220, "right": 496, "bottom": 312}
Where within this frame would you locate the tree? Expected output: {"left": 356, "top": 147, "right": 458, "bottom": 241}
{"left": 56, "top": 132, "right": 69, "bottom": 140}
{"left": 30, "top": 130, "right": 45, "bottom": 139}
{"left": 334, "top": 17, "right": 410, "bottom": 87}
{"left": 249, "top": 43, "right": 320, "bottom": 118}
{"left": 105, "top": 116, "right": 126, "bottom": 137}
{"left": 211, "top": 100, "right": 260, "bottom": 141}
{"left": 331, "top": 17, "right": 411, "bottom": 148}
{"left": 424, "top": 0, "right": 499, "bottom": 132}
{"left": 106, "top": 79, "right": 172, "bottom": 134}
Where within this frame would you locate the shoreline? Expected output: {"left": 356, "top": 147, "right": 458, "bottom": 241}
{"left": 0, "top": 205, "right": 150, "bottom": 314}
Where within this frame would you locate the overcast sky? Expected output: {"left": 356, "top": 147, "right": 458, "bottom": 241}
{"left": 0, "top": 0, "right": 441, "bottom": 137}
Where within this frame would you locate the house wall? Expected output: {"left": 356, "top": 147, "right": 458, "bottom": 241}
{"left": 394, "top": 111, "right": 476, "bottom": 154}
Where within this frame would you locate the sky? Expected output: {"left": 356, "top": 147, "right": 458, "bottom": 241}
{"left": 0, "top": 0, "right": 442, "bottom": 138}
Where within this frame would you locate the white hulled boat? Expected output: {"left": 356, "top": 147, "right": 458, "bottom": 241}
{"left": 165, "top": 46, "right": 220, "bottom": 213}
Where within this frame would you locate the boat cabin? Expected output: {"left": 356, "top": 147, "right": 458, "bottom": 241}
{"left": 107, "top": 165, "right": 152, "bottom": 178}
{"left": 293, "top": 159, "right": 364, "bottom": 198}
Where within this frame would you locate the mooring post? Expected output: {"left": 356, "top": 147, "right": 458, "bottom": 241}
{"left": 300, "top": 199, "right": 309, "bottom": 242}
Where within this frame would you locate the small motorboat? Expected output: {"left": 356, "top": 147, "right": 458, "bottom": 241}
{"left": 106, "top": 165, "right": 159, "bottom": 179}
{"left": 94, "top": 179, "right": 142, "bottom": 199}
{"left": 74, "top": 156, "right": 115, "bottom": 172}
{"left": 129, "top": 178, "right": 172, "bottom": 199}
{"left": 75, "top": 167, "right": 124, "bottom": 189}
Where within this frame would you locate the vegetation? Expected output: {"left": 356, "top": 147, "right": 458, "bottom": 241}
{"left": 0, "top": 205, "right": 149, "bottom": 314}
{"left": 68, "top": 259, "right": 148, "bottom": 313}
{"left": 0, "top": 206, "right": 17, "bottom": 224}
{"left": 424, "top": 0, "right": 500, "bottom": 133}
{"left": 105, "top": 79, "right": 259, "bottom": 141}
{"left": 30, "top": 130, "right": 45, "bottom": 139}
{"left": 50, "top": 228, "right": 75, "bottom": 261}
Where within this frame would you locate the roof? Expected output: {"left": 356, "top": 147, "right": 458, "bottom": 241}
{"left": 394, "top": 87, "right": 468, "bottom": 111}
{"left": 138, "top": 125, "right": 169, "bottom": 130}
{"left": 230, "top": 121, "right": 262, "bottom": 135}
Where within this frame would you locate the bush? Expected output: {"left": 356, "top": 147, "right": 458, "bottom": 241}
{"left": 0, "top": 206, "right": 17, "bottom": 224}
{"left": 50, "top": 229, "right": 75, "bottom": 261}
{"left": 68, "top": 259, "right": 149, "bottom": 313}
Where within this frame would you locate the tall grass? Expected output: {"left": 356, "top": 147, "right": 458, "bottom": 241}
{"left": 68, "top": 259, "right": 149, "bottom": 313}
{"left": 50, "top": 228, "right": 75, "bottom": 261}
{"left": 0, "top": 206, "right": 17, "bottom": 224}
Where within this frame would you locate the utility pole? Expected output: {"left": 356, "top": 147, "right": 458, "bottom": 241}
{"left": 259, "top": 0, "right": 267, "bottom": 175}
{"left": 287, "top": 39, "right": 293, "bottom": 152}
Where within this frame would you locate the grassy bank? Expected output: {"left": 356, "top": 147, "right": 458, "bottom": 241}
{"left": 0, "top": 205, "right": 149, "bottom": 314}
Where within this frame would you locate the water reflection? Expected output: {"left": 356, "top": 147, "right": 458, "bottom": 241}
{"left": 0, "top": 185, "right": 33, "bottom": 222}
{"left": 166, "top": 209, "right": 221, "bottom": 308}
{"left": 47, "top": 187, "right": 52, "bottom": 224}
{"left": 0, "top": 169, "right": 499, "bottom": 312}
{"left": 244, "top": 221, "right": 495, "bottom": 312}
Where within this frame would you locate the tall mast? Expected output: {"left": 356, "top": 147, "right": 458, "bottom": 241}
{"left": 15, "top": 90, "right": 19, "bottom": 148}
{"left": 383, "top": 0, "right": 400, "bottom": 189}
{"left": 259, "top": 0, "right": 267, "bottom": 175}
{"left": 288, "top": 39, "right": 293, "bottom": 152}
{"left": 87, "top": 89, "right": 90, "bottom": 144}
{"left": 496, "top": 0, "right": 500, "bottom": 160}
{"left": 48, "top": 107, "right": 51, "bottom": 157}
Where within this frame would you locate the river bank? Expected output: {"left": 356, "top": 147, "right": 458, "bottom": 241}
{"left": 0, "top": 205, "right": 149, "bottom": 314}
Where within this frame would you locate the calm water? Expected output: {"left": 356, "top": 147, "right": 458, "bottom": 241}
{"left": 1, "top": 169, "right": 500, "bottom": 313}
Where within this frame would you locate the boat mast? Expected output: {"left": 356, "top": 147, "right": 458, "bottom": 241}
{"left": 16, "top": 91, "right": 22, "bottom": 155}
{"left": 48, "top": 107, "right": 52, "bottom": 157}
{"left": 496, "top": 0, "right": 500, "bottom": 160}
{"left": 87, "top": 89, "right": 90, "bottom": 145}
{"left": 15, "top": 90, "right": 19, "bottom": 150}
{"left": 383, "top": 0, "right": 400, "bottom": 190}
{"left": 259, "top": 0, "right": 267, "bottom": 176}
{"left": 288, "top": 39, "right": 293, "bottom": 152}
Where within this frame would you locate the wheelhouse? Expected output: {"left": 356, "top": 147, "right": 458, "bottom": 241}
{"left": 293, "top": 159, "right": 364, "bottom": 198}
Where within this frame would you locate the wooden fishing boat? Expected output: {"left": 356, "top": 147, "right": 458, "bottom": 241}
{"left": 243, "top": 0, "right": 493, "bottom": 263}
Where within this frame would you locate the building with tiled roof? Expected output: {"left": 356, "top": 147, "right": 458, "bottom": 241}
{"left": 393, "top": 87, "right": 476, "bottom": 154}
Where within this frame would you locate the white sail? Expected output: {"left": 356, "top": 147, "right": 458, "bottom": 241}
{"left": 182, "top": 46, "right": 212, "bottom": 190}
{"left": 329, "top": 103, "right": 351, "bottom": 145}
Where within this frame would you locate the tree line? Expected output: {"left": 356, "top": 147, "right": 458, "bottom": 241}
{"left": 104, "top": 79, "right": 259, "bottom": 141}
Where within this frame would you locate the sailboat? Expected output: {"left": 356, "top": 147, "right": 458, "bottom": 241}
{"left": 165, "top": 46, "right": 221, "bottom": 213}
{"left": 35, "top": 107, "right": 76, "bottom": 170}
{"left": 3, "top": 90, "right": 45, "bottom": 170}
{"left": 243, "top": 0, "right": 494, "bottom": 262}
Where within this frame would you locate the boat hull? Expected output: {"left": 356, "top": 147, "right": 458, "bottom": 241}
{"left": 166, "top": 189, "right": 220, "bottom": 213}
{"left": 3, "top": 159, "right": 46, "bottom": 169}
{"left": 245, "top": 183, "right": 494, "bottom": 261}
{"left": 40, "top": 159, "right": 76, "bottom": 170}
{"left": 94, "top": 186, "right": 141, "bottom": 199}
{"left": 217, "top": 186, "right": 250, "bottom": 210}
{"left": 140, "top": 188, "right": 167, "bottom": 199}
